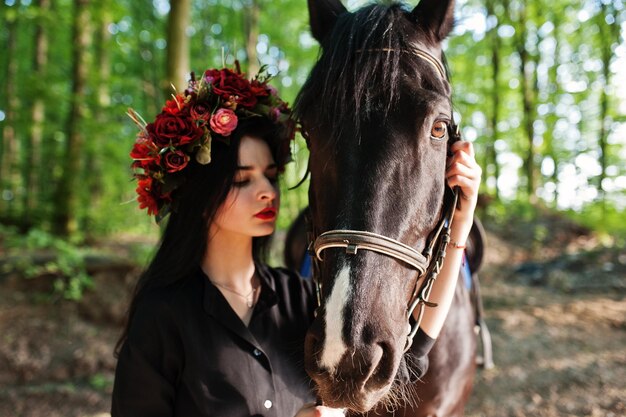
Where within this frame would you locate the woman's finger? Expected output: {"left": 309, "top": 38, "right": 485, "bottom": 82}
{"left": 449, "top": 140, "right": 474, "bottom": 158}
{"left": 447, "top": 147, "right": 478, "bottom": 170}
{"left": 447, "top": 173, "right": 478, "bottom": 190}
{"left": 446, "top": 161, "right": 480, "bottom": 181}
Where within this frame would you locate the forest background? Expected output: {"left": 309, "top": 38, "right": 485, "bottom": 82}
{"left": 1, "top": 0, "right": 625, "bottom": 263}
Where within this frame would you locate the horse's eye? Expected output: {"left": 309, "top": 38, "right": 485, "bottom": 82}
{"left": 431, "top": 121, "right": 447, "bottom": 140}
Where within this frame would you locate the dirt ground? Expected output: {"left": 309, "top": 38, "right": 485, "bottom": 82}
{"left": 0, "top": 225, "right": 625, "bottom": 417}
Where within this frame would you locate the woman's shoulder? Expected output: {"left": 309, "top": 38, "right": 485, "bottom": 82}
{"left": 133, "top": 271, "right": 204, "bottom": 322}
{"left": 259, "top": 263, "right": 314, "bottom": 291}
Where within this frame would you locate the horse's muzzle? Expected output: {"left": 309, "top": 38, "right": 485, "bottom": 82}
{"left": 304, "top": 317, "right": 398, "bottom": 412}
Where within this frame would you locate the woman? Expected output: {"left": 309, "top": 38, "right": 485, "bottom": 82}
{"left": 112, "top": 66, "right": 343, "bottom": 417}
{"left": 111, "top": 65, "right": 481, "bottom": 417}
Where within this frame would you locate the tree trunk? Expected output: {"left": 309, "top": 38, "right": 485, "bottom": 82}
{"left": 544, "top": 12, "right": 561, "bottom": 208}
{"left": 52, "top": 0, "right": 91, "bottom": 236}
{"left": 596, "top": 2, "right": 620, "bottom": 203}
{"left": 95, "top": 3, "right": 111, "bottom": 110}
{"left": 485, "top": 0, "right": 501, "bottom": 201}
{"left": 130, "top": 0, "right": 159, "bottom": 115}
{"left": 0, "top": 5, "right": 20, "bottom": 217}
{"left": 243, "top": 0, "right": 260, "bottom": 75}
{"left": 516, "top": 3, "right": 537, "bottom": 203}
{"left": 165, "top": 0, "right": 191, "bottom": 96}
{"left": 24, "top": 0, "right": 51, "bottom": 221}
{"left": 84, "top": 0, "right": 111, "bottom": 223}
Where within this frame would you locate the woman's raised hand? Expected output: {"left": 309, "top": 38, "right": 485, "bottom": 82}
{"left": 446, "top": 140, "right": 482, "bottom": 228}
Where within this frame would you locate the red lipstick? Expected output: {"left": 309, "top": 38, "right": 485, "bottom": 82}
{"left": 255, "top": 207, "right": 277, "bottom": 220}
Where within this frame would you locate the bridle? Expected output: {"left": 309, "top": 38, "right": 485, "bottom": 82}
{"left": 306, "top": 45, "right": 462, "bottom": 352}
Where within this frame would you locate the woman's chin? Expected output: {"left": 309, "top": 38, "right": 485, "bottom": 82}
{"left": 252, "top": 224, "right": 276, "bottom": 237}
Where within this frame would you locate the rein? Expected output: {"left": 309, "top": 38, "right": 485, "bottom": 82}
{"left": 307, "top": 46, "right": 461, "bottom": 352}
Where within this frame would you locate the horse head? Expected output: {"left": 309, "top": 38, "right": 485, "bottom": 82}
{"left": 295, "top": 0, "right": 458, "bottom": 412}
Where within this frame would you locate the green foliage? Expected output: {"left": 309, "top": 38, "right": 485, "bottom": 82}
{"left": 89, "top": 373, "right": 114, "bottom": 391}
{"left": 1, "top": 225, "right": 94, "bottom": 300}
{"left": 566, "top": 202, "right": 626, "bottom": 243}
{"left": 0, "top": 0, "right": 624, "bottom": 242}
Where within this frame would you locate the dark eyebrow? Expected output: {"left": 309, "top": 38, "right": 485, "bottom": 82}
{"left": 236, "top": 163, "right": 278, "bottom": 171}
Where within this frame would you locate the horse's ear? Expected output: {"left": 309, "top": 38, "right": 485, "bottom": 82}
{"left": 411, "top": 0, "right": 456, "bottom": 41}
{"left": 308, "top": 0, "right": 347, "bottom": 46}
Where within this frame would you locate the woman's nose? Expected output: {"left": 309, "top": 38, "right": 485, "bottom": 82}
{"left": 258, "top": 178, "right": 277, "bottom": 200}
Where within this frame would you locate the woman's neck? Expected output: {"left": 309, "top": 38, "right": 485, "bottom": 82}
{"left": 203, "top": 229, "right": 259, "bottom": 326}
{"left": 202, "top": 229, "right": 256, "bottom": 291}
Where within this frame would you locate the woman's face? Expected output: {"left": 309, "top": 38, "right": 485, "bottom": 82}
{"left": 212, "top": 135, "right": 280, "bottom": 239}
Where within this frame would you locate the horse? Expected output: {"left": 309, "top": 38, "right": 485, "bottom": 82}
{"left": 293, "top": 0, "right": 478, "bottom": 415}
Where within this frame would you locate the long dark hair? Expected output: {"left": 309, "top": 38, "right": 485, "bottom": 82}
{"left": 115, "top": 117, "right": 284, "bottom": 355}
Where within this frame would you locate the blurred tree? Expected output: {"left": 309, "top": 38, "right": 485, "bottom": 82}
{"left": 595, "top": 0, "right": 622, "bottom": 202}
{"left": 541, "top": 8, "right": 563, "bottom": 208}
{"left": 23, "top": 0, "right": 52, "bottom": 221}
{"left": 512, "top": 0, "right": 539, "bottom": 203}
{"left": 82, "top": 0, "right": 113, "bottom": 226}
{"left": 243, "top": 0, "right": 260, "bottom": 75}
{"left": 52, "top": 0, "right": 91, "bottom": 236}
{"left": 485, "top": 0, "right": 503, "bottom": 200}
{"left": 166, "top": 0, "right": 191, "bottom": 95}
{"left": 0, "top": 1, "right": 20, "bottom": 218}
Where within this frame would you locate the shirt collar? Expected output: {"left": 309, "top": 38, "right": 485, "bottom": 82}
{"left": 253, "top": 262, "right": 278, "bottom": 311}
{"left": 199, "top": 262, "right": 278, "bottom": 319}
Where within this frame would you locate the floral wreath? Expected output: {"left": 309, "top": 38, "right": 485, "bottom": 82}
{"left": 129, "top": 64, "right": 295, "bottom": 223}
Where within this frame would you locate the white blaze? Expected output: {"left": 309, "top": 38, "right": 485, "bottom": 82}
{"left": 320, "top": 264, "right": 350, "bottom": 373}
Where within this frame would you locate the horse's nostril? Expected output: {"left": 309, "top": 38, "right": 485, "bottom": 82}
{"left": 365, "top": 342, "right": 395, "bottom": 390}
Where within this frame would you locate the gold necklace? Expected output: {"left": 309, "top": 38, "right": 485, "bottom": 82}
{"left": 211, "top": 281, "right": 259, "bottom": 308}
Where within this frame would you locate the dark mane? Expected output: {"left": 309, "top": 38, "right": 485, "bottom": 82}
{"left": 294, "top": 2, "right": 438, "bottom": 140}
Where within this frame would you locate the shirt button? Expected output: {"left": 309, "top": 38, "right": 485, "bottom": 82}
{"left": 264, "top": 400, "right": 273, "bottom": 409}
{"left": 253, "top": 348, "right": 262, "bottom": 357}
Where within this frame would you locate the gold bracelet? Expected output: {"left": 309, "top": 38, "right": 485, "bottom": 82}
{"left": 449, "top": 241, "right": 466, "bottom": 249}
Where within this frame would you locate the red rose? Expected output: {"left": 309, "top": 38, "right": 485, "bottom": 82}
{"left": 163, "top": 149, "right": 190, "bottom": 173}
{"left": 147, "top": 113, "right": 204, "bottom": 148}
{"left": 210, "top": 109, "right": 238, "bottom": 136}
{"left": 204, "top": 68, "right": 257, "bottom": 109}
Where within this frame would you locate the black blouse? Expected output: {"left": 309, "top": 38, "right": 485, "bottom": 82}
{"left": 111, "top": 264, "right": 317, "bottom": 417}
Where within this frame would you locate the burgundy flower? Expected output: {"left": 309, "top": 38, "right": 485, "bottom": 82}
{"left": 163, "top": 149, "right": 190, "bottom": 173}
{"left": 204, "top": 68, "right": 257, "bottom": 108}
{"left": 190, "top": 103, "right": 211, "bottom": 125}
{"left": 250, "top": 79, "right": 270, "bottom": 98}
{"left": 147, "top": 113, "right": 204, "bottom": 148}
